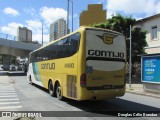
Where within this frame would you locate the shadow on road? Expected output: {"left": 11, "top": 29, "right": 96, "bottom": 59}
{"left": 65, "top": 98, "right": 160, "bottom": 116}
{"left": 31, "top": 83, "right": 160, "bottom": 117}
{"left": 31, "top": 83, "right": 49, "bottom": 93}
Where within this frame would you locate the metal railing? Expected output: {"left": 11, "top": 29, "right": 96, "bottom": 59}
{"left": 0, "top": 33, "right": 16, "bottom": 41}
{"left": 0, "top": 32, "right": 48, "bottom": 44}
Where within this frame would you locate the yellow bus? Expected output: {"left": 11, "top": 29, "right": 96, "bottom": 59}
{"left": 27, "top": 26, "right": 126, "bottom": 101}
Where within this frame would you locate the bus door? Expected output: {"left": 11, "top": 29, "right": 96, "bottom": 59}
{"left": 85, "top": 29, "right": 126, "bottom": 90}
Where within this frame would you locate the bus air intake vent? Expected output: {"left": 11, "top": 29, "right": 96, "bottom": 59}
{"left": 67, "top": 75, "right": 77, "bottom": 98}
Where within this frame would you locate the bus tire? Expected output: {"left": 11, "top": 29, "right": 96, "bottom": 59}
{"left": 29, "top": 75, "right": 33, "bottom": 85}
{"left": 56, "top": 83, "right": 64, "bottom": 100}
{"left": 48, "top": 81, "right": 54, "bottom": 97}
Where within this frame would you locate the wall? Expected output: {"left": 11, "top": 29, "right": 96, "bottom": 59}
{"left": 136, "top": 16, "right": 160, "bottom": 54}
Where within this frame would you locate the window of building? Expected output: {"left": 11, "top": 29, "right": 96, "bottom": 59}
{"left": 151, "top": 26, "right": 157, "bottom": 40}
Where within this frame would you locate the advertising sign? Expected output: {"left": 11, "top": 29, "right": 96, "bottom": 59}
{"left": 142, "top": 56, "right": 160, "bottom": 84}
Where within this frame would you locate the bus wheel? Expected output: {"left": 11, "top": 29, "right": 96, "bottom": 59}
{"left": 48, "top": 81, "right": 54, "bottom": 96}
{"left": 56, "top": 83, "right": 63, "bottom": 100}
{"left": 29, "top": 76, "right": 33, "bottom": 85}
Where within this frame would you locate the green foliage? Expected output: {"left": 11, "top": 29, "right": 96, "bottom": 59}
{"left": 92, "top": 14, "right": 147, "bottom": 63}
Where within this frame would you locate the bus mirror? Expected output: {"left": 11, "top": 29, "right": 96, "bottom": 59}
{"left": 63, "top": 38, "right": 69, "bottom": 44}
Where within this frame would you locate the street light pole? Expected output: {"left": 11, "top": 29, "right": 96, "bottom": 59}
{"left": 41, "top": 20, "right": 44, "bottom": 45}
{"left": 67, "top": 0, "right": 69, "bottom": 34}
{"left": 71, "top": 0, "right": 73, "bottom": 32}
{"left": 129, "top": 25, "right": 132, "bottom": 88}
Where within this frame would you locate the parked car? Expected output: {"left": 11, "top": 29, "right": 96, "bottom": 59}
{"left": 10, "top": 64, "right": 18, "bottom": 71}
{"left": 0, "top": 65, "right": 4, "bottom": 70}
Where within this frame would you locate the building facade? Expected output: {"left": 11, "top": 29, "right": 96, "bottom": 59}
{"left": 80, "top": 4, "right": 106, "bottom": 26}
{"left": 17, "top": 27, "right": 32, "bottom": 42}
{"left": 135, "top": 14, "right": 160, "bottom": 54}
{"left": 50, "top": 18, "right": 67, "bottom": 41}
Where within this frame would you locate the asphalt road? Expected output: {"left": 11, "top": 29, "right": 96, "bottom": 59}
{"left": 1, "top": 75, "right": 160, "bottom": 120}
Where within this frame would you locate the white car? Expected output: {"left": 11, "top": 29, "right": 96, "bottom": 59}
{"left": 10, "top": 64, "right": 18, "bottom": 71}
{"left": 0, "top": 65, "right": 3, "bottom": 70}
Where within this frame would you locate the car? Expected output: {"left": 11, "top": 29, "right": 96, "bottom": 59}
{"left": 0, "top": 65, "right": 4, "bottom": 70}
{"left": 10, "top": 64, "right": 18, "bottom": 71}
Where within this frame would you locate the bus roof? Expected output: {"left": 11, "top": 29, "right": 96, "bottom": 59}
{"left": 30, "top": 26, "right": 124, "bottom": 54}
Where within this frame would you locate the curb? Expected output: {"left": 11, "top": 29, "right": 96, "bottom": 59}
{"left": 126, "top": 90, "right": 160, "bottom": 98}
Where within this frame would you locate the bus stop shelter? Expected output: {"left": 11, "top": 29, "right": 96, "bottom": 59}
{"left": 141, "top": 53, "right": 160, "bottom": 92}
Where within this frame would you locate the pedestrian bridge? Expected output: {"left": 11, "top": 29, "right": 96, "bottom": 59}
{"left": 0, "top": 37, "right": 42, "bottom": 70}
{"left": 0, "top": 37, "right": 42, "bottom": 57}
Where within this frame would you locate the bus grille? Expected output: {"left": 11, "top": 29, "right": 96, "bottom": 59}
{"left": 67, "top": 75, "right": 77, "bottom": 98}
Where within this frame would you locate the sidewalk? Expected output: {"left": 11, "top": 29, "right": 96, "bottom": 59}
{"left": 126, "top": 83, "right": 160, "bottom": 98}
{"left": 0, "top": 75, "right": 15, "bottom": 85}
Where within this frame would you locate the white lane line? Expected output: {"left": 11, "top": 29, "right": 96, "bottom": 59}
{"left": 0, "top": 90, "right": 16, "bottom": 92}
{"left": 0, "top": 86, "right": 23, "bottom": 110}
{"left": 0, "top": 98, "right": 19, "bottom": 101}
{"left": 0, "top": 93, "right": 16, "bottom": 95}
{"left": 0, "top": 95, "right": 18, "bottom": 98}
{"left": 0, "top": 89, "right": 15, "bottom": 90}
{"left": 0, "top": 105, "right": 23, "bottom": 110}
{"left": 0, "top": 102, "right": 20, "bottom": 105}
{"left": 0, "top": 92, "right": 16, "bottom": 94}
{"left": 0, "top": 93, "right": 17, "bottom": 95}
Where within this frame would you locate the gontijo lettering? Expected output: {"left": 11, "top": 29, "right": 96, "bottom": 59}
{"left": 88, "top": 49, "right": 124, "bottom": 58}
{"left": 41, "top": 63, "right": 55, "bottom": 69}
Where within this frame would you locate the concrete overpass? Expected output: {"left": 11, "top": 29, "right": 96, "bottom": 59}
{"left": 0, "top": 38, "right": 42, "bottom": 70}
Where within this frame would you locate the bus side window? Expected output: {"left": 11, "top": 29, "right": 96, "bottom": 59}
{"left": 50, "top": 41, "right": 58, "bottom": 59}
{"left": 62, "top": 38, "right": 70, "bottom": 57}
{"left": 63, "top": 38, "right": 69, "bottom": 45}
{"left": 69, "top": 33, "right": 80, "bottom": 55}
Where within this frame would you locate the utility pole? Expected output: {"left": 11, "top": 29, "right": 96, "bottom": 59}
{"left": 41, "top": 20, "right": 44, "bottom": 45}
{"left": 129, "top": 25, "right": 132, "bottom": 88}
{"left": 67, "top": 0, "right": 73, "bottom": 33}
{"left": 71, "top": 0, "right": 73, "bottom": 32}
{"left": 67, "top": 0, "right": 69, "bottom": 34}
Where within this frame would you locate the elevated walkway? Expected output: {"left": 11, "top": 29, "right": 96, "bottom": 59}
{"left": 0, "top": 37, "right": 42, "bottom": 70}
{"left": 0, "top": 38, "right": 42, "bottom": 51}
{"left": 0, "top": 38, "right": 42, "bottom": 57}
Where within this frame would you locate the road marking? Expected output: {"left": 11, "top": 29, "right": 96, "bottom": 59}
{"left": 0, "top": 84, "right": 22, "bottom": 110}
{"left": 0, "top": 95, "right": 18, "bottom": 98}
{"left": 0, "top": 105, "right": 23, "bottom": 110}
{"left": 0, "top": 102, "right": 20, "bottom": 105}
{"left": 0, "top": 98, "right": 19, "bottom": 101}
{"left": 0, "top": 93, "right": 17, "bottom": 95}
{"left": 0, "top": 90, "right": 16, "bottom": 92}
{"left": 0, "top": 92, "right": 16, "bottom": 94}
{"left": 0, "top": 89, "right": 15, "bottom": 90}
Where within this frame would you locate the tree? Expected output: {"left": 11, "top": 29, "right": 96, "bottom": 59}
{"left": 92, "top": 14, "right": 147, "bottom": 63}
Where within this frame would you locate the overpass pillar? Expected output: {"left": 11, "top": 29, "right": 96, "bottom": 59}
{"left": 2, "top": 55, "right": 11, "bottom": 70}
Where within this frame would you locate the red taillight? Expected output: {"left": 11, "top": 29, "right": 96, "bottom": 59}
{"left": 80, "top": 73, "right": 86, "bottom": 87}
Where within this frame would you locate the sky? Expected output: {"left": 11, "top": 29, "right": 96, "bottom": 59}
{"left": 0, "top": 0, "right": 160, "bottom": 44}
